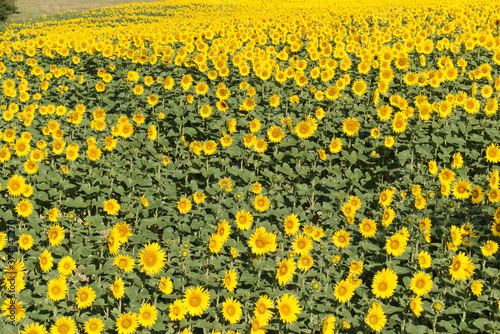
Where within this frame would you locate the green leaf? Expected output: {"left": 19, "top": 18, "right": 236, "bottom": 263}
{"left": 342, "top": 150, "right": 357, "bottom": 164}
{"left": 473, "top": 318, "right": 490, "bottom": 331}
{"left": 405, "top": 324, "right": 429, "bottom": 334}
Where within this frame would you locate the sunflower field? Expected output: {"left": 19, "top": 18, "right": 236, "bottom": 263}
{"left": 0, "top": 0, "right": 500, "bottom": 333}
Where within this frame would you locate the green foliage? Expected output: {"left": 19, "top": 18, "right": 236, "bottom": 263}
{"left": 0, "top": 0, "right": 16, "bottom": 22}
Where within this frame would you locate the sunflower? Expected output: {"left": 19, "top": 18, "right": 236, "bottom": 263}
{"left": 410, "top": 296, "right": 423, "bottom": 318}
{"left": 386, "top": 234, "right": 407, "bottom": 257}
{"left": 384, "top": 136, "right": 395, "bottom": 148}
{"left": 7, "top": 175, "right": 26, "bottom": 197}
{"left": 39, "top": 250, "right": 54, "bottom": 272}
{"left": 46, "top": 208, "right": 59, "bottom": 223}
{"left": 250, "top": 316, "right": 269, "bottom": 334}
{"left": 83, "top": 318, "right": 104, "bottom": 334}
{"left": 23, "top": 184, "right": 33, "bottom": 198}
{"left": 481, "top": 240, "right": 499, "bottom": 257}
{"left": 414, "top": 195, "right": 426, "bottom": 210}
{"left": 203, "top": 140, "right": 217, "bottom": 155}
{"left": 168, "top": 299, "right": 187, "bottom": 321}
{"left": 18, "top": 234, "right": 34, "bottom": 250}
{"left": 410, "top": 272, "right": 433, "bottom": 296}
{"left": 240, "top": 97, "right": 256, "bottom": 111}
{"left": 222, "top": 270, "right": 238, "bottom": 292}
{"left": 318, "top": 149, "right": 326, "bottom": 160}
{"left": 303, "top": 225, "right": 316, "bottom": 238}
{"left": 392, "top": 116, "right": 407, "bottom": 133}
{"left": 48, "top": 224, "right": 65, "bottom": 247}
{"left": 379, "top": 189, "right": 393, "bottom": 207}
{"left": 464, "top": 97, "right": 480, "bottom": 114}
{"left": 107, "top": 229, "right": 121, "bottom": 255}
{"left": 138, "top": 242, "right": 166, "bottom": 275}
{"left": 243, "top": 133, "right": 256, "bottom": 148}
{"left": 371, "top": 268, "right": 398, "bottom": 299}
{"left": 138, "top": 303, "right": 157, "bottom": 328}
{"left": 349, "top": 260, "right": 363, "bottom": 275}
{"left": 24, "top": 160, "right": 38, "bottom": 174}
{"left": 439, "top": 168, "right": 455, "bottom": 184}
{"left": 359, "top": 219, "right": 377, "bottom": 238}
{"left": 486, "top": 143, "right": 500, "bottom": 163}
{"left": 184, "top": 286, "right": 210, "bottom": 317}
{"left": 58, "top": 256, "right": 76, "bottom": 276}
{"left": 103, "top": 199, "right": 120, "bottom": 215}
{"left": 221, "top": 297, "right": 242, "bottom": 324}
{"left": 295, "top": 120, "right": 315, "bottom": 139}
{"left": 104, "top": 136, "right": 117, "bottom": 151}
{"left": 276, "top": 258, "right": 295, "bottom": 286}
{"left": 342, "top": 117, "right": 360, "bottom": 136}
{"left": 177, "top": 198, "right": 192, "bottom": 214}
{"left": 113, "top": 255, "right": 134, "bottom": 273}
{"left": 208, "top": 234, "right": 224, "bottom": 254}
{"left": 21, "top": 322, "right": 48, "bottom": 334}
{"left": 467, "top": 185, "right": 483, "bottom": 204}
{"left": 377, "top": 105, "right": 392, "bottom": 121}
{"left": 471, "top": 280, "right": 483, "bottom": 297}
{"left": 14, "top": 139, "right": 30, "bottom": 157}
{"left": 220, "top": 135, "right": 232, "bottom": 147}
{"left": 276, "top": 294, "right": 301, "bottom": 324}
{"left": 484, "top": 98, "right": 499, "bottom": 116}
{"left": 113, "top": 222, "right": 132, "bottom": 243}
{"left": 193, "top": 192, "right": 206, "bottom": 204}
{"left": 199, "top": 105, "right": 212, "bottom": 118}
{"left": 254, "top": 295, "right": 273, "bottom": 322}
{"left": 52, "top": 140, "right": 66, "bottom": 155}
{"left": 16, "top": 200, "right": 33, "bottom": 218}
{"left": 248, "top": 227, "right": 277, "bottom": 255}
{"left": 365, "top": 303, "right": 387, "bottom": 332}
{"left": 253, "top": 138, "right": 268, "bottom": 153}
{"left": 51, "top": 316, "right": 76, "bottom": 334}
{"left": 495, "top": 207, "right": 500, "bottom": 223}
{"left": 381, "top": 207, "right": 395, "bottom": 227}
{"left": 352, "top": 79, "right": 367, "bottom": 96}
{"left": 419, "top": 218, "right": 432, "bottom": 231}
{"left": 322, "top": 314, "right": 336, "bottom": 334}
{"left": 441, "top": 183, "right": 451, "bottom": 197}
{"left": 254, "top": 195, "right": 270, "bottom": 212}
{"left": 297, "top": 254, "right": 314, "bottom": 271}
{"left": 47, "top": 276, "right": 67, "bottom": 301}
{"left": 153, "top": 277, "right": 172, "bottom": 296}
{"left": 75, "top": 286, "right": 96, "bottom": 309}
{"left": 489, "top": 189, "right": 500, "bottom": 203}
{"left": 0, "top": 147, "right": 11, "bottom": 163}
{"left": 283, "top": 214, "right": 300, "bottom": 236}
{"left": 449, "top": 252, "right": 475, "bottom": 281}
{"left": 235, "top": 210, "right": 253, "bottom": 230}
{"left": 332, "top": 229, "right": 350, "bottom": 248}
{"left": 65, "top": 144, "right": 79, "bottom": 161}
{"left": 248, "top": 119, "right": 261, "bottom": 133}
{"left": 450, "top": 225, "right": 463, "bottom": 246}
{"left": 452, "top": 179, "right": 471, "bottom": 199}
{"left": 292, "top": 233, "right": 313, "bottom": 255}
{"left": 218, "top": 178, "right": 232, "bottom": 192}
{"left": 0, "top": 232, "right": 6, "bottom": 251}
{"left": 1, "top": 298, "right": 25, "bottom": 322}
{"left": 214, "top": 221, "right": 231, "bottom": 242}
{"left": 334, "top": 280, "right": 354, "bottom": 303}
{"left": 267, "top": 126, "right": 284, "bottom": 143}
{"left": 111, "top": 277, "right": 125, "bottom": 299}
{"left": 269, "top": 95, "right": 280, "bottom": 107}
{"left": 133, "top": 84, "right": 144, "bottom": 96}
{"left": 342, "top": 203, "right": 355, "bottom": 216}
{"left": 115, "top": 312, "right": 138, "bottom": 334}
